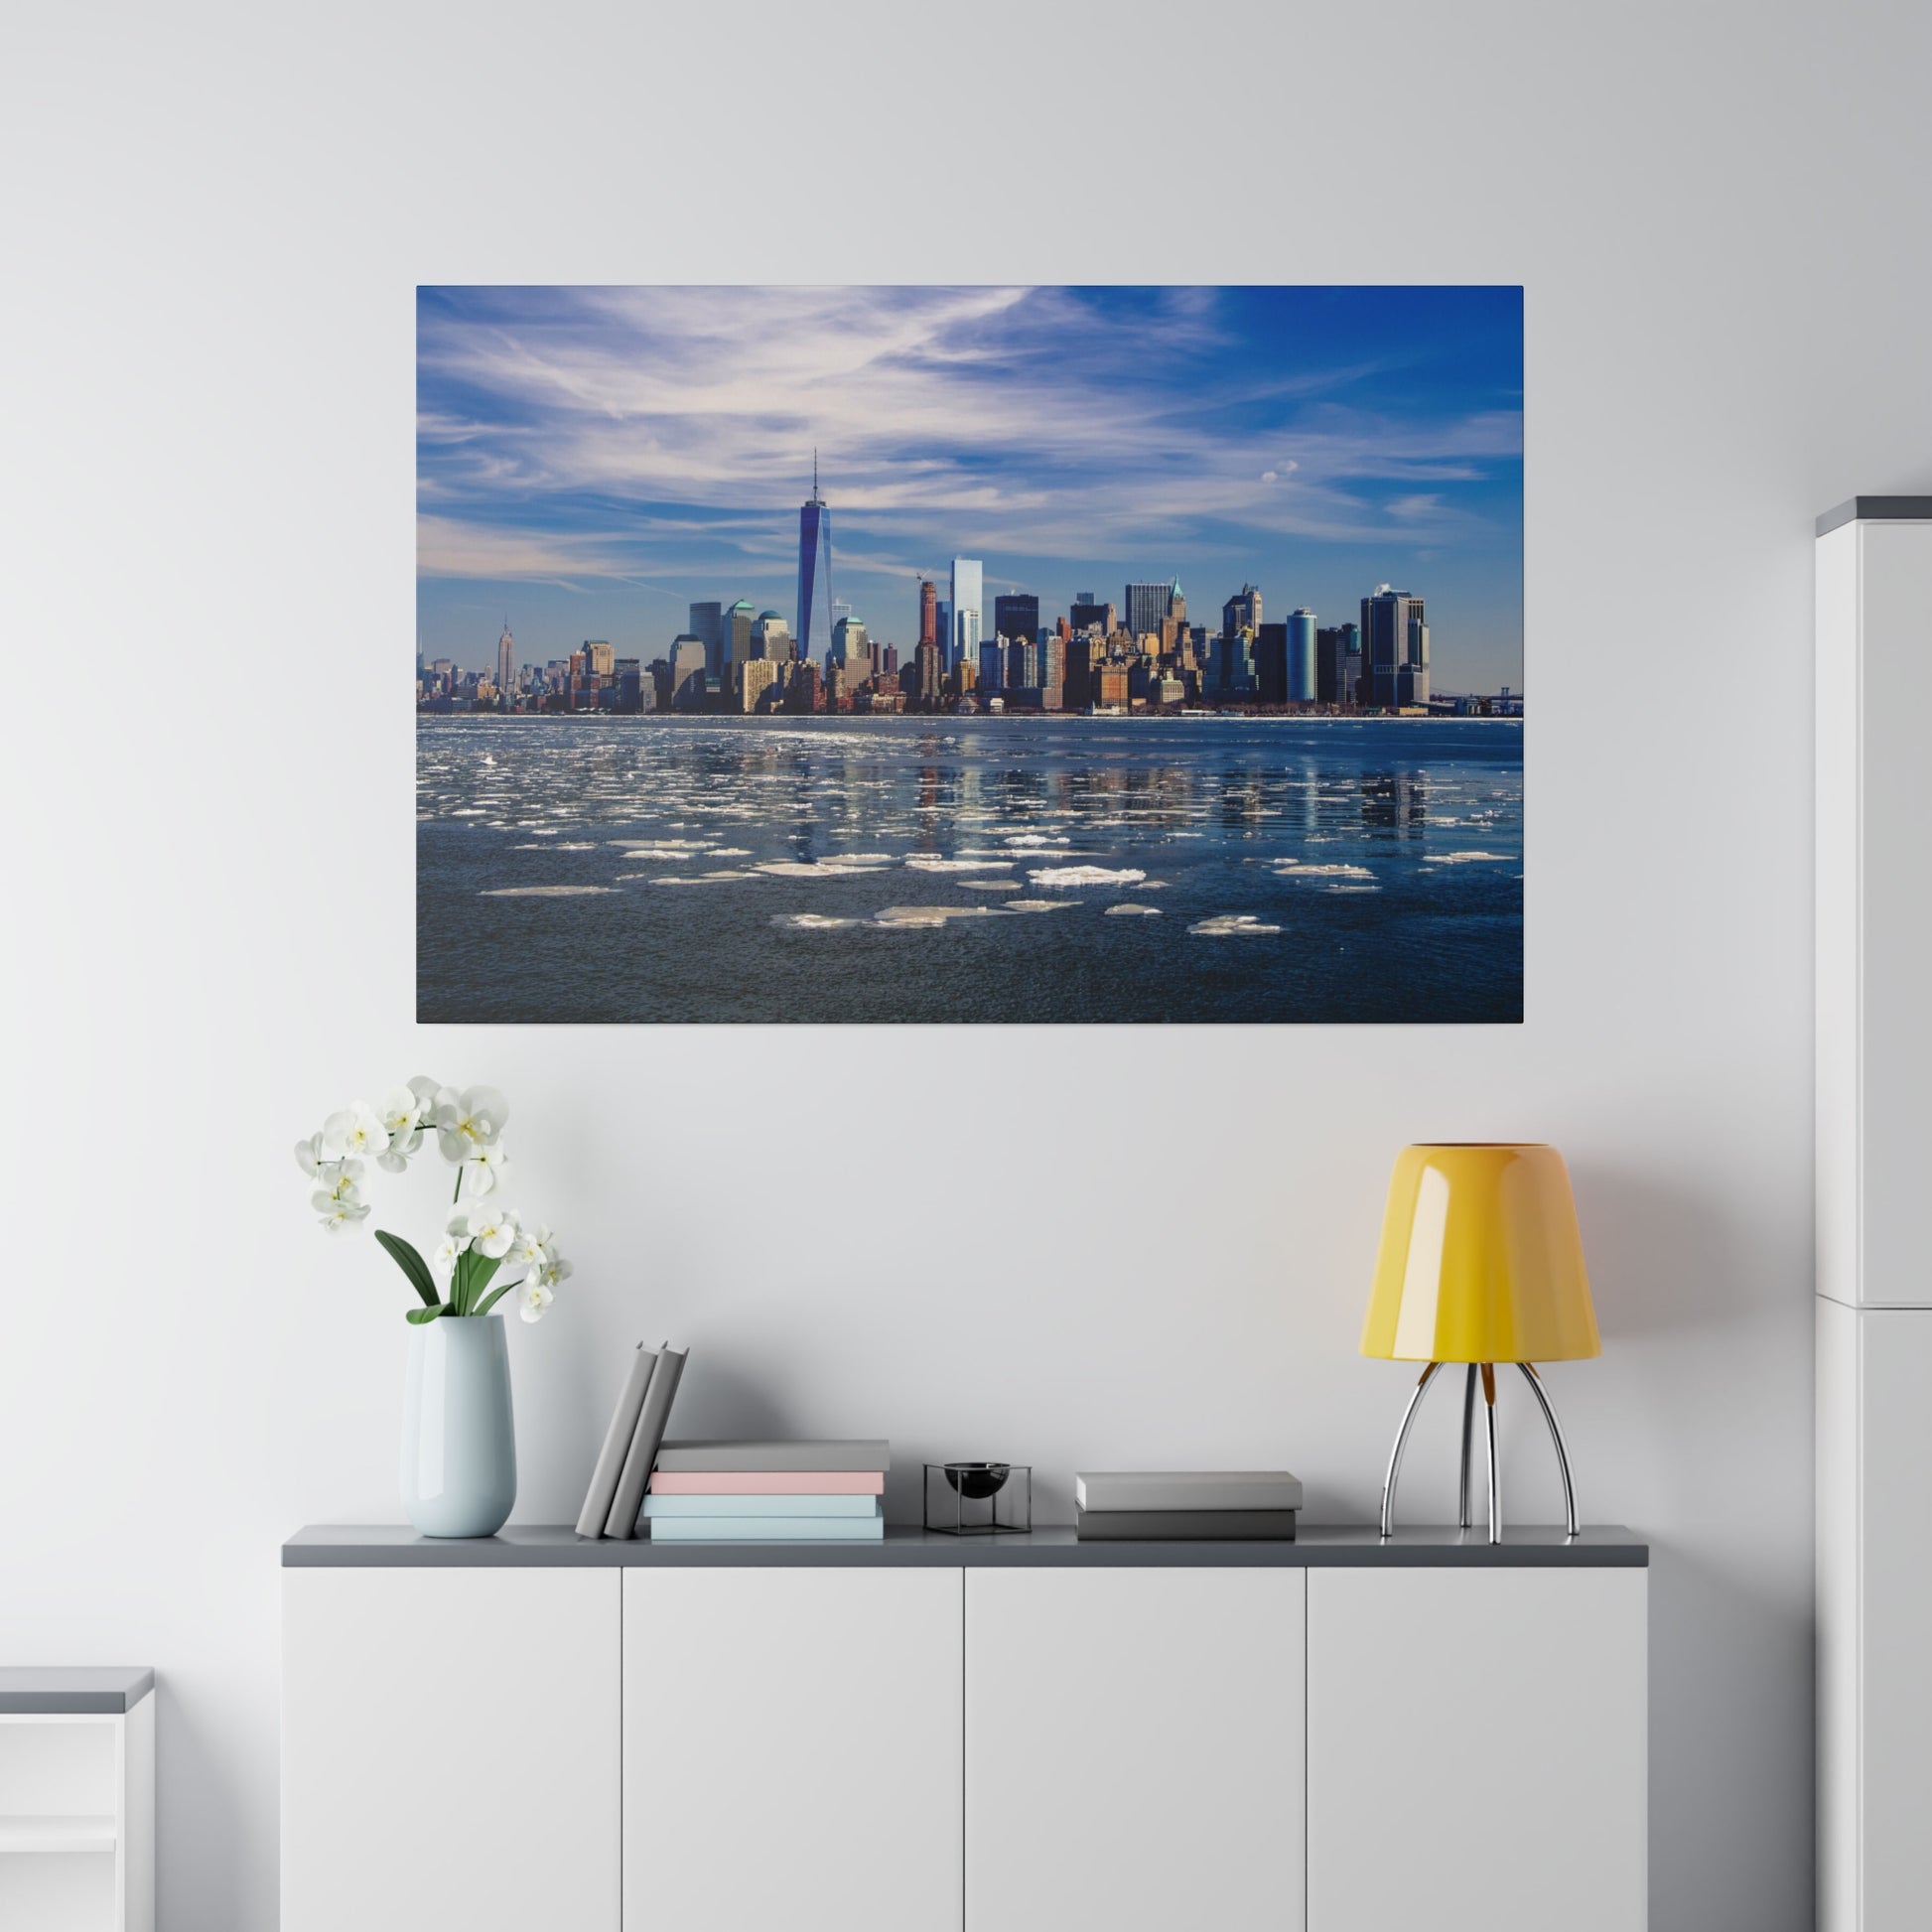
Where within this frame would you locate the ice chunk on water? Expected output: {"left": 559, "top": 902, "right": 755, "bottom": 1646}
{"left": 1187, "top": 913, "right": 1282, "bottom": 936}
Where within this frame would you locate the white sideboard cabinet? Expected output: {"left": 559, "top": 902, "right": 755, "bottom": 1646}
{"left": 284, "top": 1525, "right": 1645, "bottom": 1932}
{"left": 1815, "top": 498, "right": 1932, "bottom": 1932}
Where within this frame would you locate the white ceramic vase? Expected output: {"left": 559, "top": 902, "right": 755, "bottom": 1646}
{"left": 400, "top": 1315, "right": 516, "bottom": 1538}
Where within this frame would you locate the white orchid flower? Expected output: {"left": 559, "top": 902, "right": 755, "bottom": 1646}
{"left": 374, "top": 1087, "right": 427, "bottom": 1171}
{"left": 407, "top": 1074, "right": 442, "bottom": 1110}
{"left": 508, "top": 1221, "right": 552, "bottom": 1270}
{"left": 311, "top": 1160, "right": 364, "bottom": 1205}
{"left": 466, "top": 1206, "right": 519, "bottom": 1260}
{"left": 529, "top": 1250, "right": 573, "bottom": 1294}
{"left": 315, "top": 1191, "right": 370, "bottom": 1235}
{"left": 293, "top": 1133, "right": 330, "bottom": 1179}
{"left": 460, "top": 1144, "right": 513, "bottom": 1198}
{"left": 517, "top": 1282, "right": 555, "bottom": 1323}
{"left": 321, "top": 1101, "right": 388, "bottom": 1162}
{"left": 431, "top": 1233, "right": 463, "bottom": 1285}
{"left": 434, "top": 1085, "right": 508, "bottom": 1163}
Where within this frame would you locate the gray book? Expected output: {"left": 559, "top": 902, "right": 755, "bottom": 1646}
{"left": 1075, "top": 1470, "right": 1305, "bottom": 1513}
{"left": 652, "top": 1439, "right": 890, "bottom": 1473}
{"left": 574, "top": 1343, "right": 657, "bottom": 1539}
{"left": 605, "top": 1344, "right": 689, "bottom": 1539}
{"left": 1075, "top": 1507, "right": 1298, "bottom": 1541}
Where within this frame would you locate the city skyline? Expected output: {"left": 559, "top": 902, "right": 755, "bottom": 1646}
{"left": 417, "top": 286, "right": 1524, "bottom": 691}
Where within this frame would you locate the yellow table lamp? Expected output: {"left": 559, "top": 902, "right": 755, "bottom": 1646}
{"left": 1363, "top": 1144, "right": 1598, "bottom": 1543}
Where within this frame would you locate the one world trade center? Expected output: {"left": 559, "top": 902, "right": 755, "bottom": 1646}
{"left": 796, "top": 455, "right": 833, "bottom": 661}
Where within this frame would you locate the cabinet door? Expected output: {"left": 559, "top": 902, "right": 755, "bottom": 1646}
{"left": 965, "top": 1567, "right": 1306, "bottom": 1932}
{"left": 623, "top": 1567, "right": 962, "bottom": 1932}
{"left": 1307, "top": 1568, "right": 1645, "bottom": 1932}
{"left": 282, "top": 1568, "right": 621, "bottom": 1932}
{"left": 1863, "top": 1309, "right": 1932, "bottom": 1926}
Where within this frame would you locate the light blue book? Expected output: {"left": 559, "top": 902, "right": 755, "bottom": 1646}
{"left": 640, "top": 1493, "right": 883, "bottom": 1520}
{"left": 646, "top": 1515, "right": 887, "bottom": 1543}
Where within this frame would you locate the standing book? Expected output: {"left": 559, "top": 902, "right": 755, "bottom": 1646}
{"left": 604, "top": 1344, "right": 688, "bottom": 1540}
{"left": 574, "top": 1342, "right": 657, "bottom": 1539}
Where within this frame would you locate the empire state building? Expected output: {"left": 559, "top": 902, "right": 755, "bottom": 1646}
{"left": 496, "top": 620, "right": 515, "bottom": 694}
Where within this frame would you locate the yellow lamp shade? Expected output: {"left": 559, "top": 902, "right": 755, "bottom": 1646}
{"left": 1360, "top": 1145, "right": 1599, "bottom": 1364}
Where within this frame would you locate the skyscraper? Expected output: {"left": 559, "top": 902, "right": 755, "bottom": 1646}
{"left": 496, "top": 620, "right": 514, "bottom": 695}
{"left": 1315, "top": 622, "right": 1361, "bottom": 705}
{"left": 725, "top": 601, "right": 758, "bottom": 668}
{"left": 1286, "top": 610, "right": 1317, "bottom": 704}
{"left": 950, "top": 558, "right": 983, "bottom": 670}
{"left": 584, "top": 639, "right": 615, "bottom": 677}
{"left": 688, "top": 602, "right": 724, "bottom": 676}
{"left": 1068, "top": 594, "right": 1116, "bottom": 636}
{"left": 796, "top": 456, "right": 833, "bottom": 660}
{"left": 1361, "top": 587, "right": 1428, "bottom": 708}
{"left": 1124, "top": 578, "right": 1182, "bottom": 640}
{"left": 918, "top": 578, "right": 937, "bottom": 647}
{"left": 1222, "top": 583, "right": 1262, "bottom": 637}
{"left": 994, "top": 592, "right": 1038, "bottom": 643}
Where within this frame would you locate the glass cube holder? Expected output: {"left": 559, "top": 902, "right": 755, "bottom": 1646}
{"left": 924, "top": 1461, "right": 1032, "bottom": 1535}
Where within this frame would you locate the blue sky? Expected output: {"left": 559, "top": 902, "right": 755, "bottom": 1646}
{"left": 417, "top": 286, "right": 1523, "bottom": 691}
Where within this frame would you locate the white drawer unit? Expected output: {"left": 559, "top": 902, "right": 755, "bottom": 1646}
{"left": 282, "top": 1527, "right": 1647, "bottom": 1932}
{"left": 0, "top": 1670, "right": 154, "bottom": 1932}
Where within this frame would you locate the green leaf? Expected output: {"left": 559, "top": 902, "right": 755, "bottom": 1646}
{"left": 474, "top": 1279, "right": 516, "bottom": 1318}
{"left": 464, "top": 1253, "right": 503, "bottom": 1315}
{"left": 405, "top": 1304, "right": 448, "bottom": 1325}
{"left": 374, "top": 1229, "right": 440, "bottom": 1309}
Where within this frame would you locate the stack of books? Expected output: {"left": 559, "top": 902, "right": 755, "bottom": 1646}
{"left": 1073, "top": 1470, "right": 1303, "bottom": 1540}
{"left": 642, "top": 1441, "right": 890, "bottom": 1543}
{"left": 576, "top": 1341, "right": 690, "bottom": 1541}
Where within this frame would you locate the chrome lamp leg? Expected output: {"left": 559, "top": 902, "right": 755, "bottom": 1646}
{"left": 1518, "top": 1362, "right": 1580, "bottom": 1537}
{"left": 1457, "top": 1364, "right": 1477, "bottom": 1530}
{"left": 1481, "top": 1362, "right": 1501, "bottom": 1544}
{"left": 1378, "top": 1361, "right": 1443, "bottom": 1539}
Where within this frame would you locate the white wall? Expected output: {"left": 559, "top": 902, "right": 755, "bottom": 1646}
{"left": 3, "top": 4, "right": 1928, "bottom": 1927}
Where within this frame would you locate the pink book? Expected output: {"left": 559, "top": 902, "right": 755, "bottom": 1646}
{"left": 647, "top": 1469, "right": 886, "bottom": 1495}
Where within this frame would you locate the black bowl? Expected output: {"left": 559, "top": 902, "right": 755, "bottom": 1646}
{"left": 942, "top": 1461, "right": 1011, "bottom": 1500}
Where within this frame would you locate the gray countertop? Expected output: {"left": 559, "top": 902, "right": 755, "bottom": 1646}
{"left": 0, "top": 1667, "right": 154, "bottom": 1714}
{"left": 286, "top": 1524, "right": 1646, "bottom": 1569}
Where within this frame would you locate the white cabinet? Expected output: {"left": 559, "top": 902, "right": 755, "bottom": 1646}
{"left": 1307, "top": 1568, "right": 1647, "bottom": 1932}
{"left": 965, "top": 1568, "right": 1305, "bottom": 1932}
{"left": 0, "top": 1686, "right": 152, "bottom": 1932}
{"left": 281, "top": 1568, "right": 621, "bottom": 1932}
{"left": 621, "top": 1567, "right": 961, "bottom": 1932}
{"left": 1815, "top": 499, "right": 1932, "bottom": 1932}
{"left": 283, "top": 1536, "right": 1645, "bottom": 1932}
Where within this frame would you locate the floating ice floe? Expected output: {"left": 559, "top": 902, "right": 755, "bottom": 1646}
{"left": 1105, "top": 903, "right": 1164, "bottom": 916}
{"left": 648, "top": 872, "right": 754, "bottom": 886}
{"left": 1188, "top": 913, "right": 1282, "bottom": 937}
{"left": 1027, "top": 866, "right": 1147, "bottom": 889}
{"left": 870, "top": 904, "right": 1012, "bottom": 929}
{"left": 481, "top": 885, "right": 616, "bottom": 897}
{"left": 754, "top": 860, "right": 891, "bottom": 879}
{"left": 771, "top": 913, "right": 860, "bottom": 931}
{"left": 1423, "top": 851, "right": 1509, "bottom": 865}
{"left": 1275, "top": 862, "right": 1375, "bottom": 880}
{"left": 1003, "top": 899, "right": 1070, "bottom": 913}
{"left": 902, "top": 856, "right": 1016, "bottom": 873}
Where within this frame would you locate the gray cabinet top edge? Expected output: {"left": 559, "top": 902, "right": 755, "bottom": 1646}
{"left": 1816, "top": 496, "right": 1932, "bottom": 536}
{"left": 284, "top": 1524, "right": 1647, "bottom": 1570}
{"left": 0, "top": 1666, "right": 154, "bottom": 1714}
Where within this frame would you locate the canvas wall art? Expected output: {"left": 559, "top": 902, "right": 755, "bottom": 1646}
{"left": 416, "top": 285, "right": 1523, "bottom": 1024}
